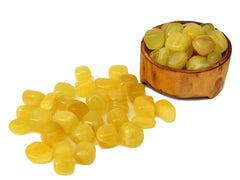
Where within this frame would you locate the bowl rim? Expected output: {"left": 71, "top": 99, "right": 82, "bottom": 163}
{"left": 141, "top": 20, "right": 232, "bottom": 74}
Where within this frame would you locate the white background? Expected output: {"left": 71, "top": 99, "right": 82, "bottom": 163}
{"left": 1, "top": 0, "right": 239, "bottom": 179}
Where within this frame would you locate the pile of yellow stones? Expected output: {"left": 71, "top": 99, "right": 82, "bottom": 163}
{"left": 9, "top": 65, "right": 176, "bottom": 175}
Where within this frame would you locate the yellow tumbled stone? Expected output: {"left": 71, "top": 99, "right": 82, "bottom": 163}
{"left": 86, "top": 91, "right": 107, "bottom": 115}
{"left": 25, "top": 141, "right": 53, "bottom": 164}
{"left": 66, "top": 99, "right": 89, "bottom": 120}
{"left": 127, "top": 83, "right": 145, "bottom": 103}
{"left": 109, "top": 65, "right": 128, "bottom": 80}
{"left": 131, "top": 116, "right": 156, "bottom": 129}
{"left": 40, "top": 122, "right": 65, "bottom": 147}
{"left": 53, "top": 140, "right": 73, "bottom": 159}
{"left": 75, "top": 78, "right": 96, "bottom": 97}
{"left": 82, "top": 111, "right": 104, "bottom": 132}
{"left": 29, "top": 108, "right": 52, "bottom": 132}
{"left": 75, "top": 66, "right": 92, "bottom": 82}
{"left": 54, "top": 82, "right": 76, "bottom": 99}
{"left": 95, "top": 78, "right": 120, "bottom": 93}
{"left": 9, "top": 118, "right": 31, "bottom": 135}
{"left": 119, "top": 122, "right": 144, "bottom": 148}
{"left": 54, "top": 158, "right": 75, "bottom": 176}
{"left": 155, "top": 99, "right": 176, "bottom": 123}
{"left": 40, "top": 92, "right": 57, "bottom": 113}
{"left": 54, "top": 111, "right": 79, "bottom": 134}
{"left": 133, "top": 95, "right": 155, "bottom": 118}
{"left": 70, "top": 123, "right": 95, "bottom": 144}
{"left": 73, "top": 141, "right": 96, "bottom": 165}
{"left": 96, "top": 124, "right": 118, "bottom": 148}
{"left": 22, "top": 90, "right": 45, "bottom": 106}
{"left": 107, "top": 108, "right": 129, "bottom": 131}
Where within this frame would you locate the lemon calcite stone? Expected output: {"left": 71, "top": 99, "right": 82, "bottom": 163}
{"left": 75, "top": 66, "right": 92, "bottom": 81}
{"left": 40, "top": 122, "right": 65, "bottom": 147}
{"left": 53, "top": 140, "right": 73, "bottom": 159}
{"left": 131, "top": 116, "right": 156, "bottom": 129}
{"left": 66, "top": 99, "right": 89, "bottom": 120}
{"left": 144, "top": 28, "right": 165, "bottom": 50}
{"left": 183, "top": 23, "right": 205, "bottom": 40}
{"left": 40, "top": 92, "right": 57, "bottom": 113}
{"left": 70, "top": 124, "right": 95, "bottom": 144}
{"left": 29, "top": 108, "right": 52, "bottom": 132}
{"left": 54, "top": 82, "right": 76, "bottom": 99}
{"left": 165, "top": 32, "right": 191, "bottom": 52}
{"left": 82, "top": 111, "right": 104, "bottom": 132}
{"left": 9, "top": 118, "right": 31, "bottom": 135}
{"left": 25, "top": 141, "right": 53, "bottom": 164}
{"left": 119, "top": 122, "right": 144, "bottom": 148}
{"left": 73, "top": 141, "right": 96, "bottom": 165}
{"left": 155, "top": 99, "right": 176, "bottom": 123}
{"left": 54, "top": 111, "right": 79, "bottom": 134}
{"left": 52, "top": 140, "right": 75, "bottom": 175}
{"left": 107, "top": 108, "right": 128, "bottom": 131}
{"left": 54, "top": 158, "right": 75, "bottom": 175}
{"left": 108, "top": 65, "right": 128, "bottom": 80}
{"left": 22, "top": 90, "right": 45, "bottom": 106}
{"left": 86, "top": 91, "right": 107, "bottom": 115}
{"left": 96, "top": 124, "right": 118, "bottom": 148}
{"left": 75, "top": 78, "right": 96, "bottom": 97}
{"left": 133, "top": 95, "right": 155, "bottom": 118}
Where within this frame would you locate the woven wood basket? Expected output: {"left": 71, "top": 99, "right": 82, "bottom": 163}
{"left": 140, "top": 20, "right": 232, "bottom": 99}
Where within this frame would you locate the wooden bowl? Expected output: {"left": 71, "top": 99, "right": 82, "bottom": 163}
{"left": 140, "top": 20, "right": 232, "bottom": 99}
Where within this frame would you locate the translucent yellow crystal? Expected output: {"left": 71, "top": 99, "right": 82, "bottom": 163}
{"left": 75, "top": 78, "right": 96, "bottom": 97}
{"left": 107, "top": 100, "right": 128, "bottom": 113}
{"left": 95, "top": 78, "right": 120, "bottom": 93}
{"left": 22, "top": 90, "right": 45, "bottom": 106}
{"left": 40, "top": 122, "right": 65, "bottom": 147}
{"left": 144, "top": 28, "right": 165, "bottom": 50}
{"left": 107, "top": 108, "right": 129, "bottom": 131}
{"left": 150, "top": 47, "right": 169, "bottom": 66}
{"left": 9, "top": 118, "right": 31, "bottom": 135}
{"left": 183, "top": 23, "right": 205, "bottom": 40}
{"left": 66, "top": 99, "right": 89, "bottom": 120}
{"left": 164, "top": 23, "right": 183, "bottom": 39}
{"left": 82, "top": 111, "right": 104, "bottom": 132}
{"left": 54, "top": 111, "right": 79, "bottom": 134}
{"left": 119, "top": 122, "right": 144, "bottom": 148}
{"left": 207, "top": 51, "right": 222, "bottom": 65}
{"left": 127, "top": 83, "right": 145, "bottom": 103}
{"left": 186, "top": 56, "right": 210, "bottom": 70}
{"left": 86, "top": 91, "right": 107, "bottom": 115}
{"left": 109, "top": 65, "right": 128, "bottom": 80}
{"left": 133, "top": 95, "right": 155, "bottom": 118}
{"left": 155, "top": 99, "right": 176, "bottom": 123}
{"left": 54, "top": 158, "right": 75, "bottom": 176}
{"left": 29, "top": 108, "right": 52, "bottom": 132}
{"left": 131, "top": 116, "right": 156, "bottom": 129}
{"left": 75, "top": 66, "right": 92, "bottom": 82}
{"left": 209, "top": 30, "right": 228, "bottom": 53}
{"left": 165, "top": 32, "right": 191, "bottom": 52}
{"left": 16, "top": 105, "right": 37, "bottom": 119}
{"left": 73, "top": 141, "right": 96, "bottom": 165}
{"left": 25, "top": 141, "right": 53, "bottom": 164}
{"left": 192, "top": 35, "right": 215, "bottom": 56}
{"left": 40, "top": 92, "right": 57, "bottom": 113}
{"left": 168, "top": 51, "right": 188, "bottom": 69}
{"left": 96, "top": 124, "right": 118, "bottom": 148}
{"left": 53, "top": 140, "right": 73, "bottom": 159}
{"left": 54, "top": 82, "right": 76, "bottom": 99}
{"left": 70, "top": 123, "right": 95, "bottom": 144}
